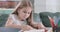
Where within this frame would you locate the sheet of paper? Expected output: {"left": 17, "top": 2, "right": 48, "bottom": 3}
{"left": 24, "top": 29, "right": 45, "bottom": 32}
{"left": 18, "top": 27, "right": 52, "bottom": 32}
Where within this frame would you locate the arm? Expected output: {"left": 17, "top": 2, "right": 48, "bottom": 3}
{"left": 30, "top": 21, "right": 49, "bottom": 32}
{"left": 29, "top": 21, "right": 46, "bottom": 29}
{"left": 5, "top": 17, "right": 20, "bottom": 29}
{"left": 5, "top": 17, "right": 34, "bottom": 31}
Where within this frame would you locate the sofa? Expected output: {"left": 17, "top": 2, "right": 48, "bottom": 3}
{"left": 39, "top": 12, "right": 60, "bottom": 32}
{"left": 0, "top": 9, "right": 13, "bottom": 27}
{"left": 39, "top": 12, "right": 60, "bottom": 27}
{"left": 0, "top": 13, "right": 41, "bottom": 27}
{"left": 1, "top": 11, "right": 60, "bottom": 32}
{"left": 0, "top": 12, "right": 60, "bottom": 27}
{"left": 0, "top": 14, "right": 9, "bottom": 27}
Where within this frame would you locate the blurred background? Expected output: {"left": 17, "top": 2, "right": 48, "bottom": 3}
{"left": 0, "top": 0, "right": 60, "bottom": 14}
{"left": 34, "top": 0, "right": 60, "bottom": 13}
{"left": 0, "top": 0, "right": 34, "bottom": 14}
{"left": 0, "top": 1, "right": 60, "bottom": 32}
{"left": 0, "top": 0, "right": 35, "bottom": 27}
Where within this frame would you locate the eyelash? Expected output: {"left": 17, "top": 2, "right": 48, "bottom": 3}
{"left": 23, "top": 11, "right": 30, "bottom": 14}
{"left": 24, "top": 11, "right": 27, "bottom": 13}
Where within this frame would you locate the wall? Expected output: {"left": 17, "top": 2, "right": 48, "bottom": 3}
{"left": 34, "top": 0, "right": 46, "bottom": 13}
{"left": 34, "top": 0, "right": 60, "bottom": 13}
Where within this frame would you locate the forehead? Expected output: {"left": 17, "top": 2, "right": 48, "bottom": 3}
{"left": 18, "top": 7, "right": 32, "bottom": 12}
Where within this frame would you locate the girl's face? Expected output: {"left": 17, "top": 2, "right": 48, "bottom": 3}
{"left": 17, "top": 7, "right": 32, "bottom": 20}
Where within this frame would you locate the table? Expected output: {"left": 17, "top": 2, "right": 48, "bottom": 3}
{"left": 0, "top": 27, "right": 53, "bottom": 32}
{"left": 0, "top": 27, "right": 20, "bottom": 32}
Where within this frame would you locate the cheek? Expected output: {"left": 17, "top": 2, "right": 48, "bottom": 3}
{"left": 18, "top": 13, "right": 24, "bottom": 16}
{"left": 26, "top": 14, "right": 30, "bottom": 18}
{"left": 28, "top": 14, "right": 30, "bottom": 17}
{"left": 18, "top": 12, "right": 25, "bottom": 17}
{"left": 18, "top": 10, "right": 23, "bottom": 15}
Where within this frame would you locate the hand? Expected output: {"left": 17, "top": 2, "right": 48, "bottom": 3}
{"left": 21, "top": 25, "right": 34, "bottom": 31}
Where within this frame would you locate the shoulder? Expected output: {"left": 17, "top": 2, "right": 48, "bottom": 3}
{"left": 5, "top": 14, "right": 14, "bottom": 26}
{"left": 9, "top": 14, "right": 16, "bottom": 17}
{"left": 6, "top": 14, "right": 16, "bottom": 23}
{"left": 8, "top": 14, "right": 17, "bottom": 20}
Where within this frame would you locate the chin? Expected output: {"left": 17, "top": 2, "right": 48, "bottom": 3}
{"left": 21, "top": 18, "right": 26, "bottom": 21}
{"left": 21, "top": 17, "right": 28, "bottom": 20}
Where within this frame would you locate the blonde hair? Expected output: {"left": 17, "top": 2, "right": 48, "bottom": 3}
{"left": 12, "top": 0, "right": 32, "bottom": 15}
{"left": 12, "top": 0, "right": 33, "bottom": 25}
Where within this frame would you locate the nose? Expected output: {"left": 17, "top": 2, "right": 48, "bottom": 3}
{"left": 25, "top": 13, "right": 28, "bottom": 16}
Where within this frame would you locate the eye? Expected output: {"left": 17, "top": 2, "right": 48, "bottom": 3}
{"left": 23, "top": 11, "right": 31, "bottom": 14}
{"left": 28, "top": 12, "right": 31, "bottom": 14}
{"left": 23, "top": 11, "right": 27, "bottom": 13}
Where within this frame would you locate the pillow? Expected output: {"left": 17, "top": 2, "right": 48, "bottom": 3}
{"left": 33, "top": 13, "right": 41, "bottom": 23}
{"left": 39, "top": 12, "right": 60, "bottom": 27}
{"left": 0, "top": 14, "right": 9, "bottom": 27}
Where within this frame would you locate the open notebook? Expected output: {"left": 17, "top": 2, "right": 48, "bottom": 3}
{"left": 18, "top": 28, "right": 52, "bottom": 32}
{"left": 19, "top": 29, "right": 45, "bottom": 32}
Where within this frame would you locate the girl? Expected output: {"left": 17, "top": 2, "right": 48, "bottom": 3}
{"left": 5, "top": 0, "right": 46, "bottom": 31}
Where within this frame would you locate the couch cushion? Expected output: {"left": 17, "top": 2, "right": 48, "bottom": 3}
{"left": 39, "top": 12, "right": 60, "bottom": 27}
{"left": 33, "top": 13, "right": 41, "bottom": 23}
{"left": 0, "top": 13, "right": 41, "bottom": 27}
{"left": 0, "top": 14, "right": 9, "bottom": 27}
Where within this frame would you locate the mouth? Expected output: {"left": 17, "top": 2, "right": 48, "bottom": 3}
{"left": 24, "top": 17, "right": 26, "bottom": 19}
